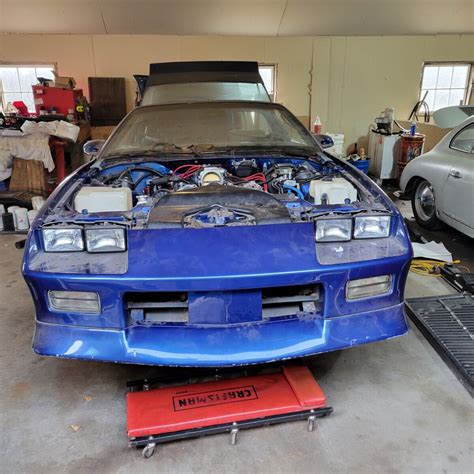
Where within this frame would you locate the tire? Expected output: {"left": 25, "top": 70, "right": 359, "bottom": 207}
{"left": 411, "top": 179, "right": 443, "bottom": 230}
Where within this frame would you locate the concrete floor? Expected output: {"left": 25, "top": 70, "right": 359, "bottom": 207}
{"left": 1, "top": 234, "right": 473, "bottom": 474}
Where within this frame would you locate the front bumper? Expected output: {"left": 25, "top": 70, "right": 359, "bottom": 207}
{"left": 25, "top": 221, "right": 412, "bottom": 366}
{"left": 33, "top": 302, "right": 408, "bottom": 367}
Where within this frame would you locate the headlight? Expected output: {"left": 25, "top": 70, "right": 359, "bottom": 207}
{"left": 315, "top": 218, "right": 352, "bottom": 242}
{"left": 354, "top": 216, "right": 391, "bottom": 239}
{"left": 43, "top": 228, "right": 84, "bottom": 252}
{"left": 48, "top": 291, "right": 100, "bottom": 314}
{"left": 85, "top": 227, "right": 126, "bottom": 253}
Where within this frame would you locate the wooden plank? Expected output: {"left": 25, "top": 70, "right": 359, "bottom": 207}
{"left": 8, "top": 158, "right": 28, "bottom": 192}
{"left": 9, "top": 158, "right": 48, "bottom": 196}
{"left": 27, "top": 159, "right": 48, "bottom": 196}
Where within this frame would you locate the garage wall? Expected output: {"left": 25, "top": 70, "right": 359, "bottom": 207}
{"left": 1, "top": 33, "right": 473, "bottom": 150}
{"left": 312, "top": 35, "right": 474, "bottom": 151}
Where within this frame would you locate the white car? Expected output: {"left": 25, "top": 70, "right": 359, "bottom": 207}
{"left": 400, "top": 116, "right": 474, "bottom": 238}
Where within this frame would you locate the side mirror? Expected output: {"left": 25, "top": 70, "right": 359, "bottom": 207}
{"left": 83, "top": 139, "right": 105, "bottom": 161}
{"left": 312, "top": 134, "right": 334, "bottom": 150}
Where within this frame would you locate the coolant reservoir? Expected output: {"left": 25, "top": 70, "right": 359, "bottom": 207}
{"left": 310, "top": 177, "right": 357, "bottom": 205}
{"left": 74, "top": 187, "right": 133, "bottom": 213}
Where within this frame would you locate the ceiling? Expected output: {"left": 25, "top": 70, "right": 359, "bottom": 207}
{"left": 0, "top": 0, "right": 473, "bottom": 36}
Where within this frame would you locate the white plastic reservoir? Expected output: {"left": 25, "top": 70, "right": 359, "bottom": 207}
{"left": 74, "top": 187, "right": 133, "bottom": 213}
{"left": 310, "top": 177, "right": 358, "bottom": 205}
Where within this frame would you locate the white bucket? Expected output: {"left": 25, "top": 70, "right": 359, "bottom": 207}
{"left": 0, "top": 204, "right": 4, "bottom": 231}
{"left": 32, "top": 196, "right": 46, "bottom": 211}
{"left": 27, "top": 209, "right": 39, "bottom": 226}
{"left": 7, "top": 206, "right": 19, "bottom": 229}
{"left": 15, "top": 207, "right": 29, "bottom": 230}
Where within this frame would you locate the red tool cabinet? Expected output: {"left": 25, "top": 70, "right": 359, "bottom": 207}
{"left": 32, "top": 85, "right": 83, "bottom": 117}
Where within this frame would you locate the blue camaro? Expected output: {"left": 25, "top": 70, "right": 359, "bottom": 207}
{"left": 23, "top": 62, "right": 412, "bottom": 367}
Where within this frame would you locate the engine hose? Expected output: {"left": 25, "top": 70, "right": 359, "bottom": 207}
{"left": 282, "top": 184, "right": 305, "bottom": 200}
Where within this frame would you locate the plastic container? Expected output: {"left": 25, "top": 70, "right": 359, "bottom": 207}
{"left": 31, "top": 196, "right": 46, "bottom": 210}
{"left": 2, "top": 213, "right": 15, "bottom": 232}
{"left": 348, "top": 158, "right": 370, "bottom": 175}
{"left": 7, "top": 206, "right": 19, "bottom": 229}
{"left": 312, "top": 116, "right": 322, "bottom": 134}
{"left": 74, "top": 186, "right": 133, "bottom": 213}
{"left": 326, "top": 133, "right": 345, "bottom": 157}
{"left": 309, "top": 177, "right": 358, "bottom": 205}
{"left": 15, "top": 207, "right": 29, "bottom": 230}
{"left": 27, "top": 210, "right": 39, "bottom": 226}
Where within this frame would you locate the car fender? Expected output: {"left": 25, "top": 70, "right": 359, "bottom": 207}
{"left": 400, "top": 151, "right": 452, "bottom": 214}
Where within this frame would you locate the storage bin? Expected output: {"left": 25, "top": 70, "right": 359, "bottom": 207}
{"left": 348, "top": 158, "right": 370, "bottom": 174}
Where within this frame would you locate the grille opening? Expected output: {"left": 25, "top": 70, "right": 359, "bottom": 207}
{"left": 126, "top": 292, "right": 189, "bottom": 324}
{"left": 262, "top": 284, "right": 322, "bottom": 319}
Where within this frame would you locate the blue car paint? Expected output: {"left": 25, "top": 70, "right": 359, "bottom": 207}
{"left": 22, "top": 153, "right": 413, "bottom": 367}
{"left": 32, "top": 304, "right": 407, "bottom": 366}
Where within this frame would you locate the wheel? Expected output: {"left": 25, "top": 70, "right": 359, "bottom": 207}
{"left": 411, "top": 179, "right": 443, "bottom": 230}
{"left": 142, "top": 443, "right": 156, "bottom": 459}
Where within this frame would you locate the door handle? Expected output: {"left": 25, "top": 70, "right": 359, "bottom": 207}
{"left": 449, "top": 169, "right": 462, "bottom": 179}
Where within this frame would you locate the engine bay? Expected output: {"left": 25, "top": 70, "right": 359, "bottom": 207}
{"left": 45, "top": 157, "right": 387, "bottom": 229}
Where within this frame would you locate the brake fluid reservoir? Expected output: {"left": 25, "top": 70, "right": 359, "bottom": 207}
{"left": 74, "top": 187, "right": 133, "bottom": 213}
{"left": 310, "top": 178, "right": 357, "bottom": 205}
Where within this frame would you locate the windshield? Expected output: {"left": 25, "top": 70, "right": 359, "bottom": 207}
{"left": 141, "top": 82, "right": 270, "bottom": 105}
{"left": 101, "top": 102, "right": 317, "bottom": 158}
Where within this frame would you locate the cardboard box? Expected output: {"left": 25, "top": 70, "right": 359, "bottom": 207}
{"left": 54, "top": 73, "right": 76, "bottom": 90}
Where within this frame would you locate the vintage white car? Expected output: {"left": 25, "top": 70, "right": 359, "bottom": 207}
{"left": 400, "top": 116, "right": 474, "bottom": 238}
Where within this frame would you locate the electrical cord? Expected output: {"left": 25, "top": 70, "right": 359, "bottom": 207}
{"left": 409, "top": 259, "right": 469, "bottom": 277}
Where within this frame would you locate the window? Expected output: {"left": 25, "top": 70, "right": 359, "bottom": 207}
{"left": 259, "top": 65, "right": 276, "bottom": 101}
{"left": 0, "top": 65, "right": 55, "bottom": 113}
{"left": 450, "top": 124, "right": 474, "bottom": 154}
{"left": 420, "top": 63, "right": 472, "bottom": 112}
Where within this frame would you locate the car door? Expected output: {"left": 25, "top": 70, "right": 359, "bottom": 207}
{"left": 441, "top": 123, "right": 474, "bottom": 231}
